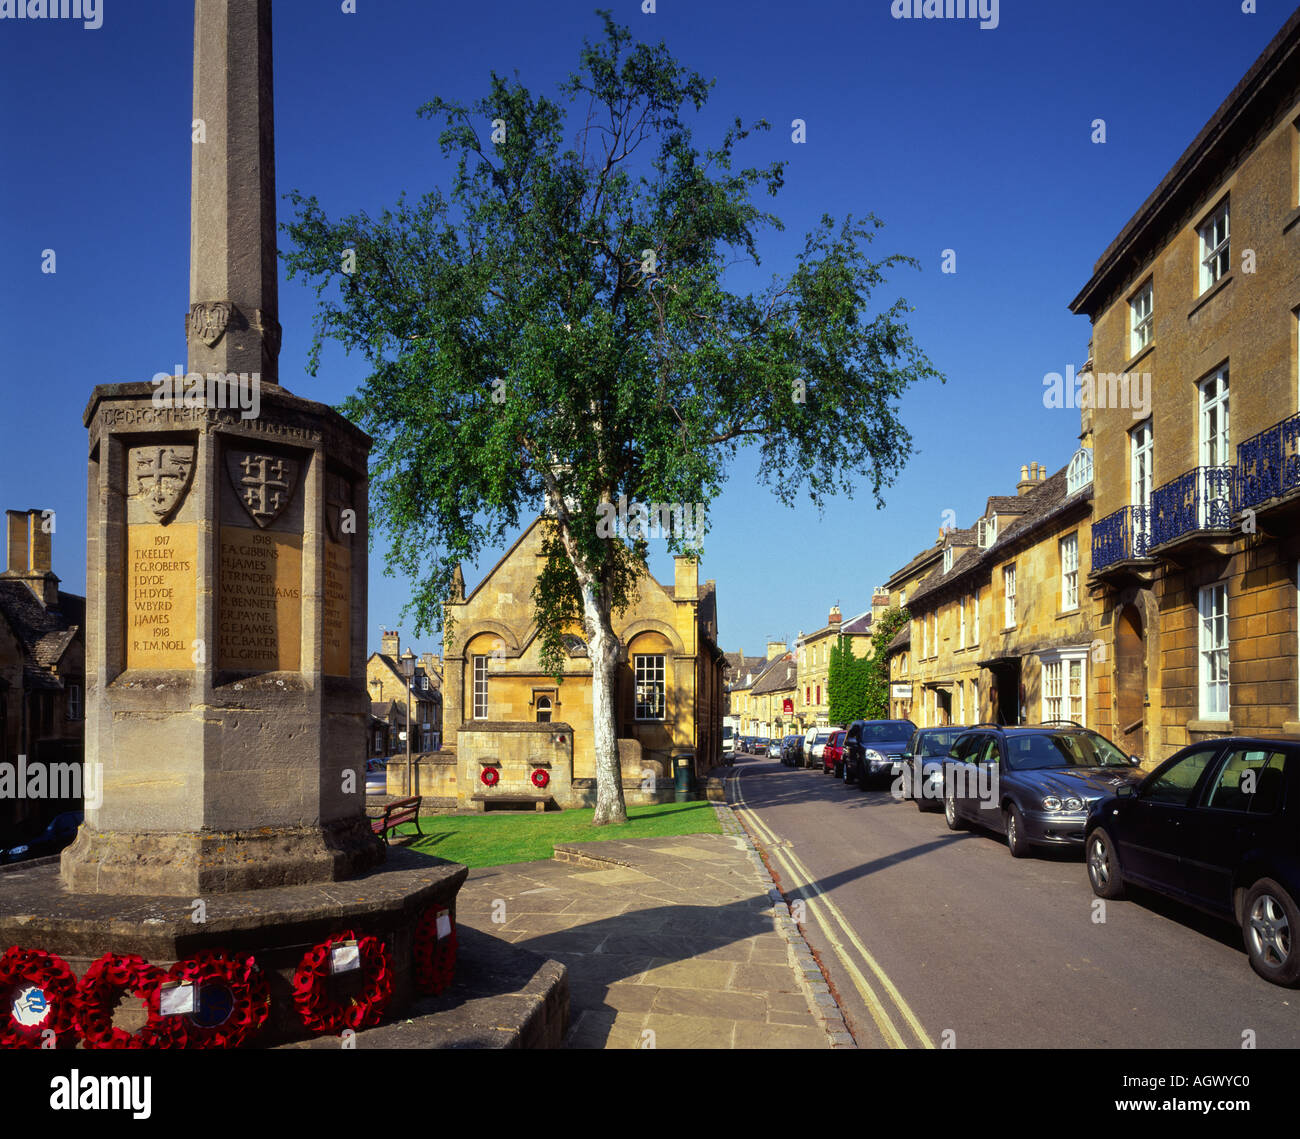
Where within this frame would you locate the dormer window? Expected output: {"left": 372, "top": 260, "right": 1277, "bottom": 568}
{"left": 977, "top": 517, "right": 997, "bottom": 549}
{"left": 943, "top": 547, "right": 953, "bottom": 574}
{"left": 1067, "top": 449, "right": 1093, "bottom": 495}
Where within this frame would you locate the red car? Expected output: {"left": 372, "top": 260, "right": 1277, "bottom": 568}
{"left": 822, "top": 730, "right": 846, "bottom": 777}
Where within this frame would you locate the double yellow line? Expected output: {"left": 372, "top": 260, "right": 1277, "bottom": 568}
{"left": 729, "top": 768, "right": 934, "bottom": 1050}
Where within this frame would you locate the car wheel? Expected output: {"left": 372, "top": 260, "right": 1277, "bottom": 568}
{"left": 944, "top": 793, "right": 964, "bottom": 831}
{"left": 1005, "top": 804, "right": 1029, "bottom": 858}
{"left": 1243, "top": 879, "right": 1300, "bottom": 987}
{"left": 1086, "top": 829, "right": 1125, "bottom": 899}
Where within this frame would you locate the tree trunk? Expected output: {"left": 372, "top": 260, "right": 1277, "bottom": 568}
{"left": 580, "top": 577, "right": 628, "bottom": 826}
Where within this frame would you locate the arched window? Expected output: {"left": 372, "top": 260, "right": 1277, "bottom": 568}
{"left": 1067, "top": 448, "right": 1094, "bottom": 494}
{"left": 536, "top": 696, "right": 552, "bottom": 723}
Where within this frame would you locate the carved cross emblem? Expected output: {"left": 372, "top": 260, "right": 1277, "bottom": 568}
{"left": 226, "top": 451, "right": 298, "bottom": 528}
{"left": 188, "top": 301, "right": 232, "bottom": 348}
{"left": 130, "top": 446, "right": 196, "bottom": 523}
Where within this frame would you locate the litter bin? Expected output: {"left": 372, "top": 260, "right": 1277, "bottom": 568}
{"left": 673, "top": 754, "right": 696, "bottom": 801}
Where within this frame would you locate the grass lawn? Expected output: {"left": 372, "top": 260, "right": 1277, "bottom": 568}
{"left": 394, "top": 800, "right": 721, "bottom": 868}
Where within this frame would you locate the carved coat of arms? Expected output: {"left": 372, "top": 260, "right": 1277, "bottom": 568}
{"left": 130, "top": 446, "right": 196, "bottom": 523}
{"left": 188, "top": 301, "right": 232, "bottom": 348}
{"left": 227, "top": 451, "right": 299, "bottom": 528}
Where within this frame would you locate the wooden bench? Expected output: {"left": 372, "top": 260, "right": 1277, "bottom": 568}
{"left": 469, "top": 794, "right": 552, "bottom": 813}
{"left": 369, "top": 796, "right": 422, "bottom": 844}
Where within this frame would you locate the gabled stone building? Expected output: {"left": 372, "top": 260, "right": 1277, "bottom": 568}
{"left": 0, "top": 509, "right": 86, "bottom": 841}
{"left": 365, "top": 632, "right": 441, "bottom": 754}
{"left": 439, "top": 517, "right": 725, "bottom": 809}
{"left": 902, "top": 460, "right": 1095, "bottom": 729}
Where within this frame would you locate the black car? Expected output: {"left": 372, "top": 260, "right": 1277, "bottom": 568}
{"left": 898, "top": 726, "right": 967, "bottom": 810}
{"left": 942, "top": 724, "right": 1143, "bottom": 855}
{"left": 2, "top": 811, "right": 83, "bottom": 864}
{"left": 786, "top": 735, "right": 806, "bottom": 768}
{"left": 843, "top": 719, "right": 918, "bottom": 788}
{"left": 780, "top": 735, "right": 801, "bottom": 766}
{"left": 1085, "top": 736, "right": 1300, "bottom": 986}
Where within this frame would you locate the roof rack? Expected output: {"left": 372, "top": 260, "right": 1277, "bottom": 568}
{"left": 1035, "top": 720, "right": 1087, "bottom": 729}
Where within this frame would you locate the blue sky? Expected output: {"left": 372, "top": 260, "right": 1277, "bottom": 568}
{"left": 0, "top": 0, "right": 1290, "bottom": 661}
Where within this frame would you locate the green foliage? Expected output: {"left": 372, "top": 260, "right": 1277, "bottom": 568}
{"left": 864, "top": 607, "right": 910, "bottom": 720}
{"left": 399, "top": 800, "right": 720, "bottom": 868}
{"left": 283, "top": 12, "right": 942, "bottom": 648}
{"left": 827, "top": 634, "right": 872, "bottom": 725}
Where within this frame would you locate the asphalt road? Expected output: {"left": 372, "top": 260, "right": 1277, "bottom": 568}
{"left": 726, "top": 751, "right": 1300, "bottom": 1050}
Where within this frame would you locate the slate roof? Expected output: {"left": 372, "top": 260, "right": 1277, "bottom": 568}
{"left": 0, "top": 581, "right": 83, "bottom": 684}
{"left": 839, "top": 609, "right": 874, "bottom": 636}
{"left": 906, "top": 465, "right": 1090, "bottom": 610}
{"left": 751, "top": 656, "right": 796, "bottom": 696}
{"left": 887, "top": 625, "right": 911, "bottom": 653}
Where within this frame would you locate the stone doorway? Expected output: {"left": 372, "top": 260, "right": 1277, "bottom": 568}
{"left": 1115, "top": 603, "right": 1146, "bottom": 759}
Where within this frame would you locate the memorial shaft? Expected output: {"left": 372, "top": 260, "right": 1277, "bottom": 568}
{"left": 188, "top": 0, "right": 281, "bottom": 385}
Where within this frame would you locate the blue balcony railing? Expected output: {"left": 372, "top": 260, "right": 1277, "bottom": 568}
{"left": 1092, "top": 505, "right": 1152, "bottom": 572}
{"left": 1237, "top": 413, "right": 1300, "bottom": 512}
{"left": 1149, "top": 465, "right": 1235, "bottom": 546}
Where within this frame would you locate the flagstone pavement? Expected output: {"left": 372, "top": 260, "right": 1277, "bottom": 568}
{"left": 452, "top": 808, "right": 850, "bottom": 1049}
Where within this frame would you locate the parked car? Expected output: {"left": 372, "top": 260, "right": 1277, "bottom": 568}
{"left": 766, "top": 739, "right": 782, "bottom": 759}
{"left": 723, "top": 726, "right": 735, "bottom": 757}
{"left": 843, "top": 719, "right": 919, "bottom": 788}
{"left": 943, "top": 724, "right": 1143, "bottom": 856}
{"left": 365, "top": 757, "right": 388, "bottom": 796}
{"left": 786, "top": 735, "right": 806, "bottom": 768}
{"left": 899, "top": 726, "right": 968, "bottom": 809}
{"left": 822, "top": 730, "right": 847, "bottom": 777}
{"left": 802, "top": 727, "right": 820, "bottom": 769}
{"left": 807, "top": 728, "right": 837, "bottom": 770}
{"left": 1086, "top": 736, "right": 1300, "bottom": 986}
{"left": 2, "top": 811, "right": 83, "bottom": 865}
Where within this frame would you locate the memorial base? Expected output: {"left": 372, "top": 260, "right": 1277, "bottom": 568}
{"left": 0, "top": 848, "right": 466, "bottom": 1048}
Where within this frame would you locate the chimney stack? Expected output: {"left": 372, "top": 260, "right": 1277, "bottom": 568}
{"left": 5, "top": 509, "right": 59, "bottom": 608}
{"left": 1017, "top": 464, "right": 1037, "bottom": 496}
{"left": 381, "top": 630, "right": 400, "bottom": 658}
{"left": 766, "top": 640, "right": 785, "bottom": 661}
{"left": 829, "top": 605, "right": 842, "bottom": 627}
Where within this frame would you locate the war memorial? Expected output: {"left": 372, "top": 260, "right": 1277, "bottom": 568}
{"left": 0, "top": 0, "right": 518, "bottom": 1049}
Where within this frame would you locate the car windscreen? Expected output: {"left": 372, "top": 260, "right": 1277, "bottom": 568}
{"left": 1004, "top": 731, "right": 1131, "bottom": 771}
{"left": 916, "top": 729, "right": 963, "bottom": 757}
{"left": 859, "top": 721, "right": 916, "bottom": 745}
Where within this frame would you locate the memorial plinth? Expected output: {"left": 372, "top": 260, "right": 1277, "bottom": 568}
{"left": 61, "top": 381, "right": 382, "bottom": 896}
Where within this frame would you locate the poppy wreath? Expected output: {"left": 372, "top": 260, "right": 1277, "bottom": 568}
{"left": 166, "top": 950, "right": 270, "bottom": 1050}
{"left": 531, "top": 768, "right": 549, "bottom": 789}
{"left": 0, "top": 946, "right": 80, "bottom": 1049}
{"left": 412, "top": 907, "right": 457, "bottom": 996}
{"left": 76, "top": 953, "right": 185, "bottom": 1050}
{"left": 292, "top": 930, "right": 392, "bottom": 1035}
{"left": 480, "top": 766, "right": 499, "bottom": 787}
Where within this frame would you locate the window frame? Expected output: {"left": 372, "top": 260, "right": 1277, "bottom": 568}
{"left": 1040, "top": 647, "right": 1087, "bottom": 726}
{"left": 472, "top": 655, "right": 489, "bottom": 720}
{"left": 1198, "top": 198, "right": 1230, "bottom": 295}
{"left": 634, "top": 653, "right": 667, "bottom": 721}
{"left": 1198, "top": 582, "right": 1230, "bottom": 721}
{"left": 1060, "top": 533, "right": 1079, "bottom": 612}
{"left": 1003, "top": 564, "right": 1017, "bottom": 629}
{"left": 1130, "top": 278, "right": 1153, "bottom": 356}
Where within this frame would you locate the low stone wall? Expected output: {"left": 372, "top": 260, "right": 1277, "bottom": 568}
{"left": 385, "top": 751, "right": 457, "bottom": 803}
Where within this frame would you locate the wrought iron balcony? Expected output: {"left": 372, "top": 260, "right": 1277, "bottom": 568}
{"left": 1091, "top": 505, "right": 1152, "bottom": 572}
{"left": 1149, "top": 465, "right": 1235, "bottom": 547}
{"left": 1237, "top": 413, "right": 1300, "bottom": 512}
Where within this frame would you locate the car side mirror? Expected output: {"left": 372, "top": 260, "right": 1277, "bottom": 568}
{"left": 1116, "top": 784, "right": 1136, "bottom": 798}
{"left": 1129, "top": 755, "right": 1142, "bottom": 766}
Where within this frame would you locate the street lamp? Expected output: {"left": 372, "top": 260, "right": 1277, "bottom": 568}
{"left": 400, "top": 648, "right": 416, "bottom": 795}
